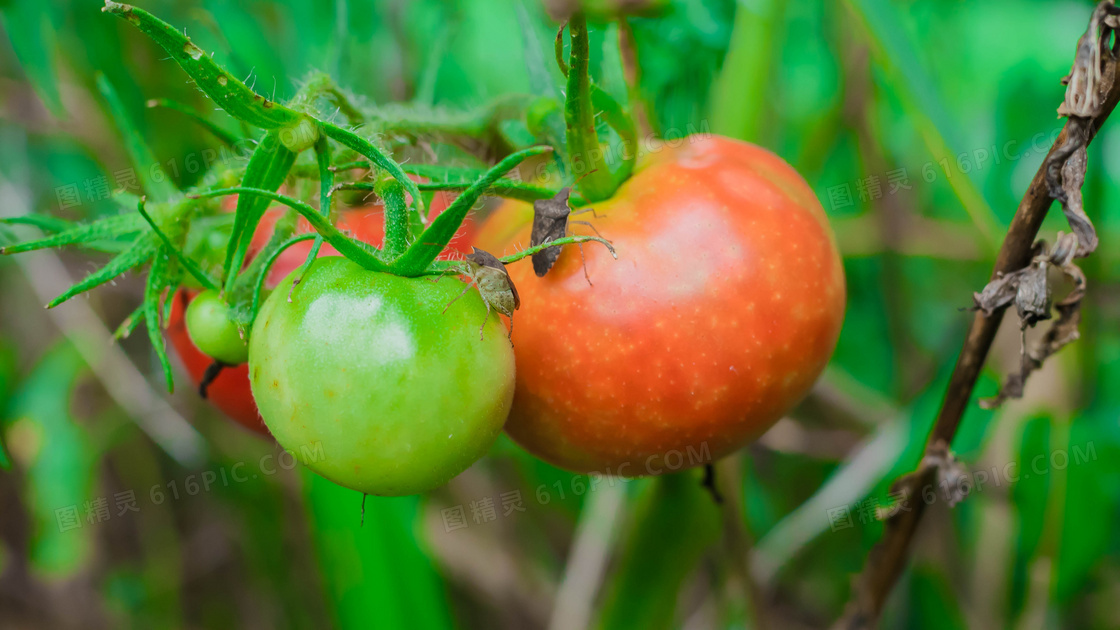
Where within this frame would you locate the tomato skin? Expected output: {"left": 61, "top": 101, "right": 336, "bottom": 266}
{"left": 168, "top": 291, "right": 265, "bottom": 434}
{"left": 166, "top": 190, "right": 472, "bottom": 436}
{"left": 184, "top": 290, "right": 249, "bottom": 365}
{"left": 249, "top": 256, "right": 515, "bottom": 496}
{"left": 475, "top": 135, "right": 846, "bottom": 474}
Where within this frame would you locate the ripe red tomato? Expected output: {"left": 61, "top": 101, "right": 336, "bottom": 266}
{"left": 475, "top": 135, "right": 846, "bottom": 474}
{"left": 167, "top": 190, "right": 473, "bottom": 436}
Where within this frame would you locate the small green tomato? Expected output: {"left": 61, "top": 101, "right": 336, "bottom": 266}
{"left": 184, "top": 290, "right": 249, "bottom": 365}
{"left": 248, "top": 257, "right": 515, "bottom": 496}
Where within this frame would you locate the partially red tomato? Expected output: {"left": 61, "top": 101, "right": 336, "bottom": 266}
{"left": 475, "top": 135, "right": 845, "bottom": 474}
{"left": 168, "top": 190, "right": 473, "bottom": 435}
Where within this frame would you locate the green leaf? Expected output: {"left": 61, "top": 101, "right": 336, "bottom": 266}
{"left": 515, "top": 0, "right": 558, "bottom": 98}
{"left": 95, "top": 73, "right": 178, "bottom": 202}
{"left": 391, "top": 146, "right": 551, "bottom": 276}
{"left": 0, "top": 1, "right": 63, "bottom": 116}
{"left": 3, "top": 342, "right": 96, "bottom": 577}
{"left": 146, "top": 98, "right": 243, "bottom": 146}
{"left": 1, "top": 214, "right": 75, "bottom": 233}
{"left": 302, "top": 471, "right": 454, "bottom": 630}
{"left": 596, "top": 472, "right": 721, "bottom": 630}
{"left": 1009, "top": 415, "right": 1052, "bottom": 620}
{"left": 899, "top": 567, "right": 967, "bottom": 630}
{"left": 112, "top": 304, "right": 144, "bottom": 341}
{"left": 143, "top": 247, "right": 175, "bottom": 392}
{"left": 0, "top": 340, "right": 17, "bottom": 471}
{"left": 193, "top": 187, "right": 390, "bottom": 274}
{"left": 0, "top": 213, "right": 145, "bottom": 255}
{"left": 1055, "top": 411, "right": 1120, "bottom": 603}
{"left": 46, "top": 235, "right": 157, "bottom": 308}
{"left": 221, "top": 129, "right": 297, "bottom": 294}
{"left": 101, "top": 2, "right": 302, "bottom": 130}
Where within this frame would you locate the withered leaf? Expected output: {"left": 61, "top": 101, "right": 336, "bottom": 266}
{"left": 981, "top": 236, "right": 1087, "bottom": 409}
{"left": 972, "top": 271, "right": 1021, "bottom": 317}
{"left": 1059, "top": 145, "right": 1099, "bottom": 257}
{"left": 1014, "top": 262, "right": 1052, "bottom": 328}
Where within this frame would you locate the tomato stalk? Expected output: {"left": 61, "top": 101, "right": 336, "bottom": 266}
{"left": 377, "top": 176, "right": 409, "bottom": 259}
{"left": 564, "top": 13, "right": 616, "bottom": 202}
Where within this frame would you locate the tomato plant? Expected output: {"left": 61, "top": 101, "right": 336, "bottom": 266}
{"left": 249, "top": 256, "right": 515, "bottom": 496}
{"left": 476, "top": 135, "right": 846, "bottom": 473}
{"left": 166, "top": 194, "right": 472, "bottom": 436}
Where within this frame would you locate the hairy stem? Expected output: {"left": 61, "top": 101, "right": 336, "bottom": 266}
{"left": 564, "top": 14, "right": 614, "bottom": 202}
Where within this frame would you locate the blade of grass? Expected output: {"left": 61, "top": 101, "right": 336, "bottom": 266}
{"left": 96, "top": 73, "right": 178, "bottom": 202}
{"left": 0, "top": 1, "right": 63, "bottom": 115}
{"left": 844, "top": 0, "right": 1003, "bottom": 251}
{"left": 710, "top": 0, "right": 786, "bottom": 143}
{"left": 146, "top": 98, "right": 243, "bottom": 146}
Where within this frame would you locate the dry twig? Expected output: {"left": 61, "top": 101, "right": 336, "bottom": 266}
{"left": 834, "top": 3, "right": 1120, "bottom": 627}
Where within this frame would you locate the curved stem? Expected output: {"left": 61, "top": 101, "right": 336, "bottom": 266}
{"left": 135, "top": 198, "right": 219, "bottom": 291}
{"left": 251, "top": 233, "right": 317, "bottom": 320}
{"left": 500, "top": 234, "right": 615, "bottom": 264}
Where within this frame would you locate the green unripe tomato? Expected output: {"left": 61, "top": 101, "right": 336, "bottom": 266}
{"left": 248, "top": 257, "right": 515, "bottom": 496}
{"left": 184, "top": 290, "right": 249, "bottom": 365}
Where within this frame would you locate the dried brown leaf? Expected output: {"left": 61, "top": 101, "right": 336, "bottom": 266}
{"left": 981, "top": 238, "right": 1086, "bottom": 409}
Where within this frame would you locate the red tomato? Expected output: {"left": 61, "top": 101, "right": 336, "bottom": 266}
{"left": 475, "top": 135, "right": 845, "bottom": 474}
{"left": 167, "top": 190, "right": 473, "bottom": 435}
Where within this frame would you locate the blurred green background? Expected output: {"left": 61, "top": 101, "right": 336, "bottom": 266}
{"left": 1, "top": 0, "right": 1118, "bottom": 628}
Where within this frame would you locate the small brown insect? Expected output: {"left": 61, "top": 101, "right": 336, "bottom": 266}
{"left": 442, "top": 247, "right": 520, "bottom": 342}
{"left": 530, "top": 187, "right": 604, "bottom": 283}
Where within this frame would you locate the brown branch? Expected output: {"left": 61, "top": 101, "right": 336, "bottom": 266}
{"left": 833, "top": 4, "right": 1120, "bottom": 627}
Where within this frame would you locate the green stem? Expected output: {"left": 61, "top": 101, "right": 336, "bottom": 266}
{"left": 291, "top": 135, "right": 335, "bottom": 289}
{"left": 334, "top": 179, "right": 576, "bottom": 204}
{"left": 564, "top": 14, "right": 615, "bottom": 202}
{"left": 377, "top": 176, "right": 409, "bottom": 258}
{"left": 319, "top": 121, "right": 426, "bottom": 226}
{"left": 424, "top": 234, "right": 616, "bottom": 275}
{"left": 251, "top": 233, "right": 318, "bottom": 320}
{"left": 500, "top": 234, "right": 616, "bottom": 264}
{"left": 190, "top": 187, "right": 390, "bottom": 273}
{"left": 135, "top": 198, "right": 219, "bottom": 291}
